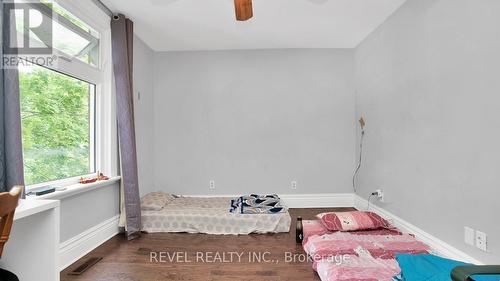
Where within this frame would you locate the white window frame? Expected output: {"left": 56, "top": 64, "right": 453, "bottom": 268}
{"left": 25, "top": 0, "right": 117, "bottom": 192}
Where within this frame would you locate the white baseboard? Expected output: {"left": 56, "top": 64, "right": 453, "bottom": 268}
{"left": 280, "top": 193, "right": 355, "bottom": 208}
{"left": 354, "top": 195, "right": 483, "bottom": 265}
{"left": 59, "top": 215, "right": 120, "bottom": 271}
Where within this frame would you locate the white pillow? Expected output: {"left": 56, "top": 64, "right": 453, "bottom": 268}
{"left": 140, "top": 192, "right": 174, "bottom": 211}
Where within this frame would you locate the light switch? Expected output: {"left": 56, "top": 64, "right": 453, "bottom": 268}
{"left": 464, "top": 227, "right": 474, "bottom": 246}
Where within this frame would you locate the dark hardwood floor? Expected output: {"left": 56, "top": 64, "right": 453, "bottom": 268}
{"left": 61, "top": 208, "right": 354, "bottom": 281}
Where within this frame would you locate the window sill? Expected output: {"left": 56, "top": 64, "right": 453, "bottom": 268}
{"left": 15, "top": 199, "right": 60, "bottom": 221}
{"left": 27, "top": 176, "right": 121, "bottom": 200}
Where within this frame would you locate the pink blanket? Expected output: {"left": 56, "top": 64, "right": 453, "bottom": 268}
{"left": 316, "top": 256, "right": 401, "bottom": 281}
{"left": 302, "top": 220, "right": 430, "bottom": 281}
{"left": 302, "top": 220, "right": 402, "bottom": 244}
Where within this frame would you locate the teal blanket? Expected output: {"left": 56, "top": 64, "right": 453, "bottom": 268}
{"left": 394, "top": 254, "right": 499, "bottom": 281}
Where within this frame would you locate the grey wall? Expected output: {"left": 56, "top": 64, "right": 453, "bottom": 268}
{"left": 153, "top": 49, "right": 356, "bottom": 195}
{"left": 60, "top": 183, "right": 120, "bottom": 241}
{"left": 134, "top": 36, "right": 155, "bottom": 196}
{"left": 355, "top": 0, "right": 500, "bottom": 264}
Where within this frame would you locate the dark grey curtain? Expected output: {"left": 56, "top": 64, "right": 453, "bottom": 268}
{"left": 1, "top": 0, "right": 25, "bottom": 194}
{"left": 111, "top": 14, "right": 141, "bottom": 240}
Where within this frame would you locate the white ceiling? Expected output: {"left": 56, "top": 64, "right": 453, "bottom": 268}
{"left": 102, "top": 0, "right": 406, "bottom": 51}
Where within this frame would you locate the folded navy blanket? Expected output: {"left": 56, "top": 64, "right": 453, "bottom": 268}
{"left": 230, "top": 194, "right": 287, "bottom": 214}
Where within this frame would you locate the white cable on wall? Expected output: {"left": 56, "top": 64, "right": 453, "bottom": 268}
{"left": 352, "top": 117, "right": 365, "bottom": 193}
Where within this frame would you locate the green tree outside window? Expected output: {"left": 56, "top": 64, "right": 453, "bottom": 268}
{"left": 19, "top": 65, "right": 95, "bottom": 185}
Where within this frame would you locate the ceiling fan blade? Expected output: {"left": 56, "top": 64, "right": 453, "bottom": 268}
{"left": 234, "top": 0, "right": 253, "bottom": 21}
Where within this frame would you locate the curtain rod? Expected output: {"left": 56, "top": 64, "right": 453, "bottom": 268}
{"left": 91, "top": 0, "right": 113, "bottom": 18}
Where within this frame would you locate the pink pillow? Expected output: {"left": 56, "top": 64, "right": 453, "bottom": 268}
{"left": 316, "top": 211, "right": 389, "bottom": 232}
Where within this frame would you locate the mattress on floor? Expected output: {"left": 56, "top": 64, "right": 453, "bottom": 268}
{"left": 141, "top": 196, "right": 291, "bottom": 235}
{"left": 302, "top": 220, "right": 431, "bottom": 281}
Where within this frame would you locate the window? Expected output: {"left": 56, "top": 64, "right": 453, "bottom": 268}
{"left": 15, "top": 1, "right": 100, "bottom": 66}
{"left": 16, "top": 0, "right": 116, "bottom": 189}
{"left": 19, "top": 65, "right": 96, "bottom": 185}
{"left": 44, "top": 1, "right": 100, "bottom": 66}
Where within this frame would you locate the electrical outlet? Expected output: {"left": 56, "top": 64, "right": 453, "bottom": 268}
{"left": 464, "top": 227, "right": 475, "bottom": 246}
{"left": 291, "top": 181, "right": 297, "bottom": 190}
{"left": 209, "top": 180, "right": 215, "bottom": 190}
{"left": 476, "top": 231, "right": 488, "bottom": 251}
{"left": 475, "top": 231, "right": 488, "bottom": 252}
{"left": 375, "top": 189, "right": 384, "bottom": 202}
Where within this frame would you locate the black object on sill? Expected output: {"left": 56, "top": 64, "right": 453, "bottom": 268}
{"left": 26, "top": 186, "right": 56, "bottom": 196}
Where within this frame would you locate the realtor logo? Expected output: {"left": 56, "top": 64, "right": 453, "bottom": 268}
{"left": 3, "top": 1, "right": 53, "bottom": 54}
{"left": 2, "top": 0, "right": 57, "bottom": 68}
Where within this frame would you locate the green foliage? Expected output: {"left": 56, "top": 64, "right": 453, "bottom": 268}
{"left": 19, "top": 66, "right": 93, "bottom": 185}
{"left": 41, "top": 0, "right": 93, "bottom": 33}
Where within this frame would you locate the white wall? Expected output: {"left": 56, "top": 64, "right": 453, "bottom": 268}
{"left": 355, "top": 0, "right": 500, "bottom": 264}
{"left": 153, "top": 49, "right": 356, "bottom": 195}
{"left": 134, "top": 36, "right": 156, "bottom": 196}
